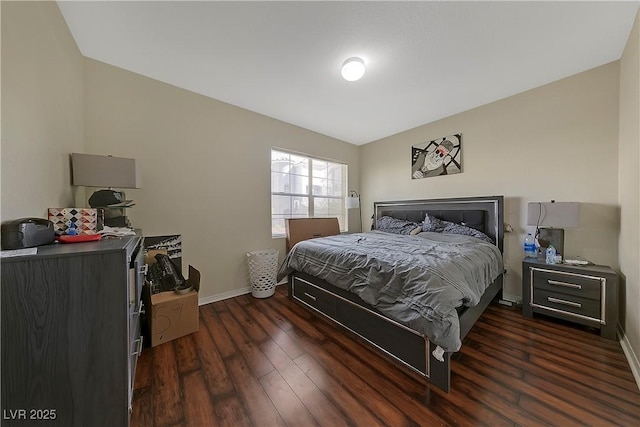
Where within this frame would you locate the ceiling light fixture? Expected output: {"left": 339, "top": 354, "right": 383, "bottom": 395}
{"left": 341, "top": 57, "right": 365, "bottom": 82}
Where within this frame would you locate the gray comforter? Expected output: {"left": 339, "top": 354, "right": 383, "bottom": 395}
{"left": 278, "top": 231, "right": 504, "bottom": 352}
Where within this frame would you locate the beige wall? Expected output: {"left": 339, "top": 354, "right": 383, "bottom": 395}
{"left": 1, "top": 1, "right": 84, "bottom": 221}
{"left": 360, "top": 63, "right": 621, "bottom": 301}
{"left": 83, "top": 59, "right": 359, "bottom": 301}
{"left": 618, "top": 10, "right": 640, "bottom": 382}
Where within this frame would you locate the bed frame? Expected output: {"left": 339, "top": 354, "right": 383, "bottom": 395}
{"left": 287, "top": 195, "right": 504, "bottom": 392}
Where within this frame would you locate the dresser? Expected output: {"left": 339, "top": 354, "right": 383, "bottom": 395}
{"left": 1, "top": 235, "right": 145, "bottom": 426}
{"left": 522, "top": 258, "right": 618, "bottom": 340}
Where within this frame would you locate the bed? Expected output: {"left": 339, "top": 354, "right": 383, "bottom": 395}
{"left": 279, "top": 195, "right": 505, "bottom": 392}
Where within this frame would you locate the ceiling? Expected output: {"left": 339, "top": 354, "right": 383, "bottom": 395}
{"left": 57, "top": 1, "right": 639, "bottom": 146}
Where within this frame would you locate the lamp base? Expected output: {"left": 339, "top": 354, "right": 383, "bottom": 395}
{"left": 105, "top": 216, "right": 130, "bottom": 227}
{"left": 88, "top": 189, "right": 131, "bottom": 228}
{"left": 538, "top": 228, "right": 565, "bottom": 256}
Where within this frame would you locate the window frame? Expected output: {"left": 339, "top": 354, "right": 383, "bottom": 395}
{"left": 271, "top": 148, "right": 348, "bottom": 237}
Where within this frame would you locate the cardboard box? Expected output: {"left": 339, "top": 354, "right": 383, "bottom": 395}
{"left": 285, "top": 217, "right": 340, "bottom": 251}
{"left": 143, "top": 254, "right": 201, "bottom": 347}
{"left": 48, "top": 208, "right": 104, "bottom": 235}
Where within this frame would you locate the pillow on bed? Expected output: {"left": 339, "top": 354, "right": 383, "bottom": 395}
{"left": 376, "top": 216, "right": 421, "bottom": 235}
{"left": 422, "top": 213, "right": 494, "bottom": 243}
{"left": 443, "top": 222, "right": 494, "bottom": 243}
{"left": 422, "top": 213, "right": 447, "bottom": 232}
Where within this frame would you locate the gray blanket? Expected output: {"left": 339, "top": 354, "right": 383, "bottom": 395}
{"left": 278, "top": 231, "right": 503, "bottom": 352}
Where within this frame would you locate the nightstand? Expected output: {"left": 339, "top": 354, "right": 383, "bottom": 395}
{"left": 522, "top": 258, "right": 618, "bottom": 340}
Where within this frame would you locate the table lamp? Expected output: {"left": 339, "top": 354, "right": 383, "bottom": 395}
{"left": 71, "top": 153, "right": 141, "bottom": 226}
{"left": 527, "top": 201, "right": 580, "bottom": 256}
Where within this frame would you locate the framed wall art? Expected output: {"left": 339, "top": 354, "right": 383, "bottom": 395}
{"left": 411, "top": 133, "right": 462, "bottom": 179}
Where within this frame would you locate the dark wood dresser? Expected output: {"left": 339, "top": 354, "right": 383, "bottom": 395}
{"left": 522, "top": 258, "right": 619, "bottom": 340}
{"left": 1, "top": 235, "right": 145, "bottom": 426}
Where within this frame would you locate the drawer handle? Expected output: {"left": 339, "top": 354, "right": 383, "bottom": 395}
{"left": 547, "top": 297, "right": 582, "bottom": 308}
{"left": 303, "top": 292, "right": 317, "bottom": 302}
{"left": 132, "top": 336, "right": 144, "bottom": 356}
{"left": 548, "top": 279, "right": 581, "bottom": 290}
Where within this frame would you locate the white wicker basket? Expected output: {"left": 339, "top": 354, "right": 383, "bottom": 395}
{"left": 247, "top": 249, "right": 279, "bottom": 298}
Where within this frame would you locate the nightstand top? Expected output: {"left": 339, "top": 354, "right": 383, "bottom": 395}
{"left": 522, "top": 257, "right": 616, "bottom": 275}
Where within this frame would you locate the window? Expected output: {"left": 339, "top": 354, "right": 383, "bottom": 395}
{"left": 271, "top": 149, "right": 348, "bottom": 236}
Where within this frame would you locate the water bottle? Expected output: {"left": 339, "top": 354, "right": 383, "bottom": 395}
{"left": 545, "top": 245, "right": 557, "bottom": 264}
{"left": 68, "top": 221, "right": 77, "bottom": 236}
{"left": 524, "top": 233, "right": 536, "bottom": 258}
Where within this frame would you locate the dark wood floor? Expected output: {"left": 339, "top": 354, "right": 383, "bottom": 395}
{"left": 131, "top": 285, "right": 640, "bottom": 427}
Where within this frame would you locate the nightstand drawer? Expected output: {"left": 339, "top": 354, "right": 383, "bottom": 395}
{"left": 522, "top": 259, "right": 618, "bottom": 340}
{"left": 531, "top": 267, "right": 601, "bottom": 300}
{"left": 532, "top": 289, "right": 601, "bottom": 319}
{"left": 292, "top": 277, "right": 337, "bottom": 318}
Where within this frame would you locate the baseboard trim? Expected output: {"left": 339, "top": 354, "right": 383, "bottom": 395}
{"left": 619, "top": 323, "right": 640, "bottom": 390}
{"left": 198, "top": 287, "right": 251, "bottom": 306}
{"left": 198, "top": 282, "right": 287, "bottom": 306}
{"left": 501, "top": 292, "right": 522, "bottom": 306}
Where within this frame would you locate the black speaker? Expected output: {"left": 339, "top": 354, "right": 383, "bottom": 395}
{"left": 1, "top": 218, "right": 55, "bottom": 250}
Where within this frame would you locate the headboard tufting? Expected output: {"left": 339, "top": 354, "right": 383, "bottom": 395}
{"left": 374, "top": 196, "right": 504, "bottom": 252}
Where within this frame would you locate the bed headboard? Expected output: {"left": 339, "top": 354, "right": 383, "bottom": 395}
{"left": 374, "top": 196, "right": 504, "bottom": 252}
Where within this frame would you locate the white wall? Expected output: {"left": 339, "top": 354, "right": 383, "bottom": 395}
{"left": 1, "top": 1, "right": 85, "bottom": 221}
{"left": 83, "top": 59, "right": 359, "bottom": 301}
{"left": 359, "top": 63, "right": 621, "bottom": 301}
{"left": 618, "top": 10, "right": 640, "bottom": 384}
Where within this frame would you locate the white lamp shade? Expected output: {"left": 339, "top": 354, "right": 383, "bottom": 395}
{"left": 345, "top": 196, "right": 360, "bottom": 209}
{"left": 71, "top": 153, "right": 142, "bottom": 188}
{"left": 527, "top": 202, "right": 580, "bottom": 228}
{"left": 341, "top": 57, "right": 365, "bottom": 81}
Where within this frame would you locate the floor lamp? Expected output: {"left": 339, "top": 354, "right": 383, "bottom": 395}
{"left": 345, "top": 190, "right": 362, "bottom": 232}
